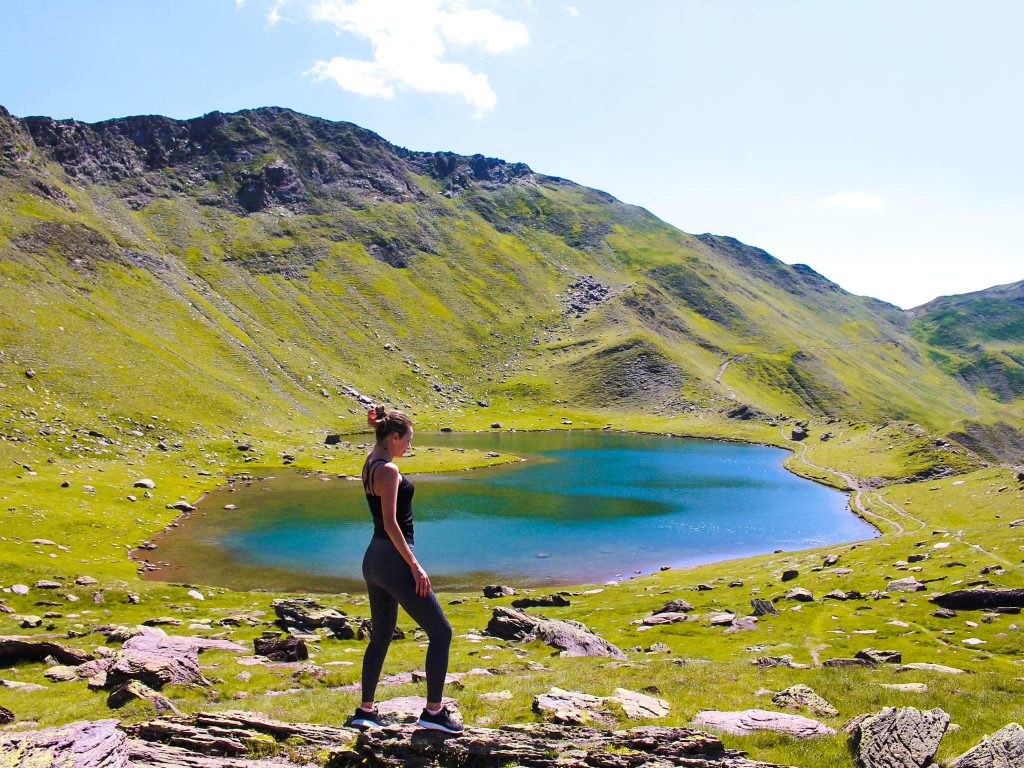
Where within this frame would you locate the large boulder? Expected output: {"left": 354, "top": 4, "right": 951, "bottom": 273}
{"left": 486, "top": 606, "right": 626, "bottom": 659}
{"left": 0, "top": 719, "right": 128, "bottom": 767}
{"left": 254, "top": 635, "right": 308, "bottom": 662}
{"left": 105, "top": 628, "right": 247, "bottom": 690}
{"left": 930, "top": 589, "right": 1024, "bottom": 611}
{"left": 0, "top": 636, "right": 94, "bottom": 666}
{"left": 271, "top": 597, "right": 355, "bottom": 639}
{"left": 0, "top": 704, "right": 12, "bottom": 725}
{"left": 694, "top": 709, "right": 835, "bottom": 738}
{"left": 950, "top": 722, "right": 1024, "bottom": 768}
{"left": 847, "top": 706, "right": 950, "bottom": 768}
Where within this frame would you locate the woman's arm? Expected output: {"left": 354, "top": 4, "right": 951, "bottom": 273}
{"left": 375, "top": 463, "right": 432, "bottom": 597}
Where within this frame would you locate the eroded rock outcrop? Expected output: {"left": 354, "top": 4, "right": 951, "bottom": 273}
{"left": 930, "top": 588, "right": 1024, "bottom": 611}
{"left": 950, "top": 722, "right": 1024, "bottom": 768}
{"left": 0, "top": 635, "right": 94, "bottom": 666}
{"left": 847, "top": 706, "right": 950, "bottom": 768}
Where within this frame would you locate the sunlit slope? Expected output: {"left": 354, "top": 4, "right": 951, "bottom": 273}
{"left": 0, "top": 104, "right": 1017, "bottom": 458}
{"left": 910, "top": 280, "right": 1024, "bottom": 460}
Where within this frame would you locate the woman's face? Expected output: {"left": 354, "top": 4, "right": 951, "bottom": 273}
{"left": 391, "top": 427, "right": 413, "bottom": 457}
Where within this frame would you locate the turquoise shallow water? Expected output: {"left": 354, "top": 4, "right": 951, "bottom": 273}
{"left": 147, "top": 431, "right": 877, "bottom": 592}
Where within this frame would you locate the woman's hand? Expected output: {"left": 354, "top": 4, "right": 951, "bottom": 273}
{"left": 412, "top": 562, "right": 432, "bottom": 597}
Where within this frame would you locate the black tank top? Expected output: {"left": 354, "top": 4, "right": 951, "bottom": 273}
{"left": 362, "top": 456, "right": 415, "bottom": 543}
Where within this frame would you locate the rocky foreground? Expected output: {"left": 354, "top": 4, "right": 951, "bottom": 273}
{"left": 0, "top": 710, "right": 794, "bottom": 767}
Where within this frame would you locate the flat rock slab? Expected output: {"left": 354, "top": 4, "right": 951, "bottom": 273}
{"left": 353, "top": 722, "right": 794, "bottom": 768}
{"left": 0, "top": 718, "right": 129, "bottom": 767}
{"left": 533, "top": 686, "right": 670, "bottom": 725}
{"left": 951, "top": 722, "right": 1024, "bottom": 768}
{"left": 486, "top": 606, "right": 626, "bottom": 659}
{"left": 896, "top": 663, "right": 969, "bottom": 675}
{"left": 848, "top": 706, "right": 950, "bottom": 768}
{"left": 643, "top": 611, "right": 690, "bottom": 625}
{"left": 119, "top": 710, "right": 796, "bottom": 767}
{"left": 376, "top": 695, "right": 459, "bottom": 720}
{"left": 694, "top": 709, "right": 836, "bottom": 738}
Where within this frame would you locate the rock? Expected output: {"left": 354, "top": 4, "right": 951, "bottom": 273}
{"left": 533, "top": 686, "right": 670, "bottom": 725}
{"left": 881, "top": 683, "right": 928, "bottom": 693}
{"left": 486, "top": 606, "right": 626, "bottom": 659}
{"left": 254, "top": 635, "right": 308, "bottom": 662}
{"left": 791, "top": 426, "right": 809, "bottom": 441}
{"left": 106, "top": 627, "right": 246, "bottom": 691}
{"left": 133, "top": 479, "right": 156, "bottom": 489}
{"left": 478, "top": 689, "right": 512, "bottom": 702}
{"left": 950, "top": 722, "right": 1024, "bottom": 768}
{"left": 848, "top": 706, "right": 950, "bottom": 768}
{"left": 784, "top": 588, "right": 815, "bottom": 602}
{"left": 656, "top": 598, "right": 695, "bottom": 614}
{"left": 855, "top": 649, "right": 903, "bottom": 665}
{"left": 824, "top": 554, "right": 841, "bottom": 567}
{"left": 931, "top": 588, "right": 1024, "bottom": 611}
{"left": 533, "top": 687, "right": 610, "bottom": 725}
{"left": 43, "top": 665, "right": 78, "bottom": 682}
{"left": 107, "top": 679, "right": 181, "bottom": 714}
{"left": 0, "top": 719, "right": 128, "bottom": 766}
{"left": 753, "top": 655, "right": 809, "bottom": 669}
{"left": 325, "top": 434, "right": 342, "bottom": 445}
{"left": 696, "top": 582, "right": 714, "bottom": 591}
{"left": 896, "top": 662, "right": 969, "bottom": 675}
{"left": 751, "top": 598, "right": 779, "bottom": 616}
{"left": 933, "top": 608, "right": 957, "bottom": 618}
{"left": 142, "top": 617, "right": 182, "bottom": 627}
{"left": 186, "top": 589, "right": 204, "bottom": 601}
{"left": 0, "top": 680, "right": 47, "bottom": 692}
{"left": 490, "top": 422, "right": 503, "bottom": 429}
{"left": 694, "top": 708, "right": 835, "bottom": 738}
{"left": 11, "top": 584, "right": 29, "bottom": 595}
{"left": 887, "top": 577, "right": 927, "bottom": 592}
{"left": 643, "top": 612, "right": 689, "bottom": 625}
{"left": 908, "top": 554, "right": 928, "bottom": 563}
{"left": 0, "top": 636, "right": 94, "bottom": 666}
{"left": 34, "top": 580, "right": 61, "bottom": 589}
{"left": 709, "top": 612, "right": 736, "bottom": 626}
{"left": 772, "top": 684, "right": 839, "bottom": 718}
{"left": 15, "top": 615, "right": 42, "bottom": 628}
{"left": 511, "top": 594, "right": 571, "bottom": 609}
{"left": 728, "top": 579, "right": 744, "bottom": 587}
{"left": 0, "top": 704, "right": 12, "bottom": 724}
{"left": 271, "top": 597, "right": 355, "bottom": 639}
{"left": 75, "top": 575, "right": 99, "bottom": 586}
{"left": 781, "top": 569, "right": 799, "bottom": 582}
{"left": 483, "top": 585, "right": 517, "bottom": 598}
{"left": 824, "top": 658, "right": 874, "bottom": 668}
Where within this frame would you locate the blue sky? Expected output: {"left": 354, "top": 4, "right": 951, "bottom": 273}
{"left": 2, "top": 0, "right": 1021, "bottom": 308}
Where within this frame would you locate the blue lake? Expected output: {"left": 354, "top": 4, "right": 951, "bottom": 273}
{"left": 145, "top": 431, "right": 877, "bottom": 592}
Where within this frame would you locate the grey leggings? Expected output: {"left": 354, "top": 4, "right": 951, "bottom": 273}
{"left": 361, "top": 537, "right": 452, "bottom": 703}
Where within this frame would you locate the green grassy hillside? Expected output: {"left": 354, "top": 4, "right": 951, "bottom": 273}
{"left": 1, "top": 105, "right": 1023, "bottom": 767}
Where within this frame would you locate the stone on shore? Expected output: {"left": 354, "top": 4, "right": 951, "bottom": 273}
{"left": 847, "top": 706, "right": 950, "bottom": 768}
{"left": 511, "top": 594, "right": 570, "bottom": 608}
{"left": 950, "top": 722, "right": 1024, "bottom": 768}
{"left": 486, "top": 606, "right": 626, "bottom": 659}
{"left": 483, "top": 585, "right": 517, "bottom": 598}
{"left": 694, "top": 709, "right": 835, "bottom": 738}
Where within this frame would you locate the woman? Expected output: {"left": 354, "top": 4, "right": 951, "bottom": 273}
{"left": 348, "top": 406, "right": 462, "bottom": 734}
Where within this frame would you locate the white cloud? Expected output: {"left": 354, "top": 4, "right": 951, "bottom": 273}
{"left": 266, "top": 0, "right": 292, "bottom": 27}
{"left": 302, "top": 0, "right": 528, "bottom": 116}
{"left": 565, "top": 5, "right": 580, "bottom": 16}
{"left": 817, "top": 191, "right": 885, "bottom": 211}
